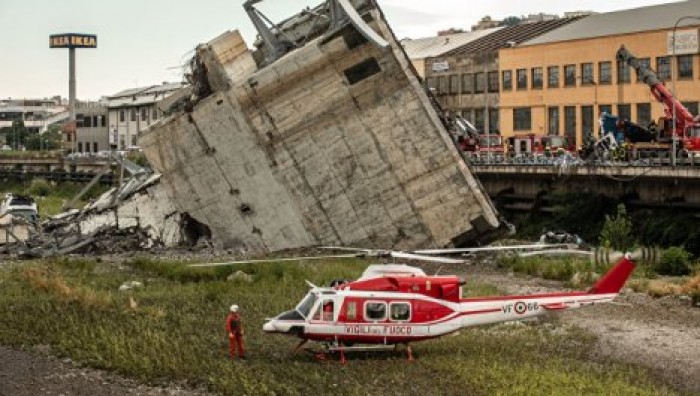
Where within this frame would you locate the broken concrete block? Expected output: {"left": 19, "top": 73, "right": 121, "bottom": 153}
{"left": 139, "top": 0, "right": 500, "bottom": 254}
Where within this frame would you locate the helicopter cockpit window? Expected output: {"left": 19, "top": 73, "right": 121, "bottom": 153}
{"left": 312, "top": 299, "right": 335, "bottom": 322}
{"left": 389, "top": 302, "right": 411, "bottom": 322}
{"left": 296, "top": 293, "right": 318, "bottom": 318}
{"left": 365, "top": 302, "right": 387, "bottom": 321}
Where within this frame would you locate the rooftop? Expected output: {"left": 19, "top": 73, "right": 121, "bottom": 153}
{"left": 401, "top": 27, "right": 502, "bottom": 60}
{"left": 443, "top": 18, "right": 583, "bottom": 56}
{"left": 524, "top": 0, "right": 700, "bottom": 46}
{"left": 108, "top": 82, "right": 184, "bottom": 99}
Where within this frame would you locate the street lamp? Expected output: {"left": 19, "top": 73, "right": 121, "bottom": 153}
{"left": 671, "top": 16, "right": 700, "bottom": 166}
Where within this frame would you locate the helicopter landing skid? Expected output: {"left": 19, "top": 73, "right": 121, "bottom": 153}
{"left": 299, "top": 343, "right": 414, "bottom": 363}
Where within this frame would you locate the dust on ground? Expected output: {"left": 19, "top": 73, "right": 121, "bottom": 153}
{"left": 463, "top": 259, "right": 700, "bottom": 394}
{"left": 0, "top": 345, "right": 211, "bottom": 396}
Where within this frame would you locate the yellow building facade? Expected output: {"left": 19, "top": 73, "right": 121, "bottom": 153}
{"left": 499, "top": 27, "right": 700, "bottom": 148}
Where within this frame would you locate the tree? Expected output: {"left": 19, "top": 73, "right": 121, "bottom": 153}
{"left": 25, "top": 125, "right": 63, "bottom": 151}
{"left": 7, "top": 119, "right": 30, "bottom": 150}
{"left": 599, "top": 203, "right": 634, "bottom": 251}
{"left": 501, "top": 16, "right": 523, "bottom": 27}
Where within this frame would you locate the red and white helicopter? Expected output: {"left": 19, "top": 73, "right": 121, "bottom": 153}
{"left": 254, "top": 246, "right": 636, "bottom": 362}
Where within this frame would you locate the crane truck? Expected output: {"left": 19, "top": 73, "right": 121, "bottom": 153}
{"left": 616, "top": 45, "right": 700, "bottom": 160}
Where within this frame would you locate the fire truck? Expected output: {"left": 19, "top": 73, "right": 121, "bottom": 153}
{"left": 616, "top": 46, "right": 700, "bottom": 159}
{"left": 452, "top": 116, "right": 505, "bottom": 161}
{"left": 507, "top": 134, "right": 574, "bottom": 158}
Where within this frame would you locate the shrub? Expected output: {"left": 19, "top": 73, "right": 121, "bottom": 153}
{"left": 599, "top": 204, "right": 634, "bottom": 251}
{"left": 656, "top": 247, "right": 692, "bottom": 276}
{"left": 27, "top": 178, "right": 51, "bottom": 197}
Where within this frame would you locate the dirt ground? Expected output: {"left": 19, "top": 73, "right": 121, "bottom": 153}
{"left": 0, "top": 345, "right": 210, "bottom": 396}
{"left": 466, "top": 261, "right": 700, "bottom": 394}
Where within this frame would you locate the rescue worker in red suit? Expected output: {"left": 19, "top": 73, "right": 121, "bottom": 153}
{"left": 226, "top": 304, "right": 245, "bottom": 360}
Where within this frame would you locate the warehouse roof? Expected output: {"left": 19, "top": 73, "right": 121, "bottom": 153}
{"left": 524, "top": 0, "right": 700, "bottom": 46}
{"left": 442, "top": 18, "right": 583, "bottom": 56}
{"left": 401, "top": 27, "right": 502, "bottom": 60}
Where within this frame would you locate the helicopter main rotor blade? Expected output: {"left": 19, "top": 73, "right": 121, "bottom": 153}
{"left": 414, "top": 243, "right": 573, "bottom": 255}
{"left": 187, "top": 254, "right": 360, "bottom": 267}
{"left": 390, "top": 251, "right": 466, "bottom": 264}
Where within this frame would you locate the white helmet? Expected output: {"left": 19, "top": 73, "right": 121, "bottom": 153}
{"left": 230, "top": 304, "right": 239, "bottom": 313}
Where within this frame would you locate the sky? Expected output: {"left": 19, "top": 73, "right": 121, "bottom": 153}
{"left": 0, "top": 0, "right": 680, "bottom": 100}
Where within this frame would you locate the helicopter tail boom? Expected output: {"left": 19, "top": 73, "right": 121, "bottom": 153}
{"left": 588, "top": 255, "right": 636, "bottom": 295}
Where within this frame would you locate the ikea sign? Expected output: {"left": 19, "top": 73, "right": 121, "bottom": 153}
{"left": 50, "top": 34, "right": 97, "bottom": 49}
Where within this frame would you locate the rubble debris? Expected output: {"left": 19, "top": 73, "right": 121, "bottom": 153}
{"left": 139, "top": 0, "right": 500, "bottom": 255}
{"left": 227, "top": 270, "right": 254, "bottom": 283}
{"left": 0, "top": 214, "right": 32, "bottom": 249}
{"left": 118, "top": 281, "right": 144, "bottom": 292}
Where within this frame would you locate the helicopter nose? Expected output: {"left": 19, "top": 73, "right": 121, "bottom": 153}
{"left": 263, "top": 321, "right": 276, "bottom": 333}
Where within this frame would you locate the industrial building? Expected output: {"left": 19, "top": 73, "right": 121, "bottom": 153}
{"left": 421, "top": 18, "right": 581, "bottom": 133}
{"left": 401, "top": 27, "right": 501, "bottom": 78}
{"left": 499, "top": 0, "right": 700, "bottom": 148}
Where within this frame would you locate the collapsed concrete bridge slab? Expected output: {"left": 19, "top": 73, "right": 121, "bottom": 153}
{"left": 140, "top": 0, "right": 499, "bottom": 253}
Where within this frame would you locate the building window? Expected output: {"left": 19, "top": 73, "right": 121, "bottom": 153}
{"left": 83, "top": 115, "right": 92, "bottom": 128}
{"left": 141, "top": 108, "right": 148, "bottom": 121}
{"left": 85, "top": 141, "right": 91, "bottom": 153}
{"left": 564, "top": 106, "right": 576, "bottom": 144}
{"left": 581, "top": 63, "right": 594, "bottom": 85}
{"left": 475, "top": 73, "right": 486, "bottom": 93}
{"left": 502, "top": 70, "right": 512, "bottom": 91}
{"left": 119, "top": 110, "right": 125, "bottom": 123}
{"left": 617, "top": 60, "right": 630, "bottom": 83}
{"left": 462, "top": 108, "right": 473, "bottom": 123}
{"left": 636, "top": 58, "right": 650, "bottom": 82}
{"left": 130, "top": 109, "right": 137, "bottom": 122}
{"left": 364, "top": 302, "right": 386, "bottom": 321}
{"left": 450, "top": 74, "right": 460, "bottom": 94}
{"left": 513, "top": 107, "right": 531, "bottom": 131}
{"left": 152, "top": 106, "right": 158, "bottom": 120}
{"left": 657, "top": 56, "right": 671, "bottom": 81}
{"left": 547, "top": 66, "right": 559, "bottom": 88}
{"left": 101, "top": 115, "right": 107, "bottom": 127}
{"left": 488, "top": 108, "right": 499, "bottom": 133}
{"left": 599, "top": 61, "right": 611, "bottom": 84}
{"left": 531, "top": 67, "right": 543, "bottom": 89}
{"left": 78, "top": 142, "right": 83, "bottom": 152}
{"left": 449, "top": 75, "right": 460, "bottom": 94}
{"left": 637, "top": 103, "right": 651, "bottom": 127}
{"left": 548, "top": 106, "right": 559, "bottom": 135}
{"left": 389, "top": 303, "right": 411, "bottom": 322}
{"left": 516, "top": 69, "right": 527, "bottom": 90}
{"left": 475, "top": 108, "right": 485, "bottom": 131}
{"left": 462, "top": 73, "right": 474, "bottom": 94}
{"left": 438, "top": 76, "right": 448, "bottom": 94}
{"left": 93, "top": 142, "right": 98, "bottom": 153}
{"left": 682, "top": 102, "right": 699, "bottom": 116}
{"left": 425, "top": 77, "right": 436, "bottom": 91}
{"left": 678, "top": 55, "right": 694, "bottom": 79}
{"left": 581, "top": 105, "right": 594, "bottom": 140}
{"left": 564, "top": 64, "right": 576, "bottom": 86}
{"left": 488, "top": 71, "right": 499, "bottom": 93}
{"left": 617, "top": 104, "right": 631, "bottom": 121}
{"left": 599, "top": 104, "right": 612, "bottom": 117}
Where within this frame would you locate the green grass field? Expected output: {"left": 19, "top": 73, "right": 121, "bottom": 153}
{"left": 0, "top": 179, "right": 110, "bottom": 218}
{"left": 0, "top": 257, "right": 677, "bottom": 395}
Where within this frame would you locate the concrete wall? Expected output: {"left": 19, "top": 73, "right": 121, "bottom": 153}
{"left": 140, "top": 7, "right": 499, "bottom": 253}
{"left": 500, "top": 26, "right": 700, "bottom": 148}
